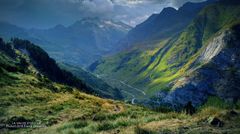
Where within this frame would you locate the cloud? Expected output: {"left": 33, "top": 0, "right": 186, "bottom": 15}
{"left": 0, "top": 0, "right": 207, "bottom": 28}
{"left": 113, "top": 0, "right": 206, "bottom": 7}
{"left": 170, "top": 0, "right": 207, "bottom": 7}
{"left": 81, "top": 0, "right": 114, "bottom": 17}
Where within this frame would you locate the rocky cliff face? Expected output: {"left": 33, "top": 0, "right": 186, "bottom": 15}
{"left": 153, "top": 25, "right": 240, "bottom": 108}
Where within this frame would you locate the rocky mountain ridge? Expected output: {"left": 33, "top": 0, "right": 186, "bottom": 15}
{"left": 90, "top": 0, "right": 240, "bottom": 107}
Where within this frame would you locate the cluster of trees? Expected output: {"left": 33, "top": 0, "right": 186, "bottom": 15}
{"left": 0, "top": 38, "right": 26, "bottom": 73}
{"left": 0, "top": 38, "right": 16, "bottom": 58}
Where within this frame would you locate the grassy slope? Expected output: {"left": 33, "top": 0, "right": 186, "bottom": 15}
{"left": 91, "top": 1, "right": 240, "bottom": 98}
{"left": 9, "top": 38, "right": 125, "bottom": 100}
{"left": 1, "top": 73, "right": 240, "bottom": 134}
{"left": 0, "top": 39, "right": 240, "bottom": 134}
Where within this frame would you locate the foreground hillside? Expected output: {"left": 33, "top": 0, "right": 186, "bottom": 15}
{"left": 1, "top": 38, "right": 240, "bottom": 134}
{"left": 89, "top": 0, "right": 240, "bottom": 106}
{"left": 0, "top": 38, "right": 123, "bottom": 99}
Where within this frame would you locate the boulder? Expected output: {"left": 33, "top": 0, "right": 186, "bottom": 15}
{"left": 229, "top": 110, "right": 238, "bottom": 116}
{"left": 208, "top": 117, "right": 224, "bottom": 127}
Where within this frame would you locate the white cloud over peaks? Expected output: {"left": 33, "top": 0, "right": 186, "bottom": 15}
{"left": 113, "top": 0, "right": 206, "bottom": 7}
{"left": 171, "top": 0, "right": 206, "bottom": 7}
{"left": 0, "top": 0, "right": 208, "bottom": 28}
{"left": 82, "top": 0, "right": 114, "bottom": 14}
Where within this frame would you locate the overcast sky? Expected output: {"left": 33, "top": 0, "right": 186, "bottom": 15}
{"left": 0, "top": 0, "right": 206, "bottom": 29}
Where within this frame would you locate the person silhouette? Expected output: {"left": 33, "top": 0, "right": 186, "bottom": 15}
{"left": 184, "top": 101, "right": 196, "bottom": 115}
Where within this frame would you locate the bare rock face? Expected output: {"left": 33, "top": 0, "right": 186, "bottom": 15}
{"left": 200, "top": 32, "right": 226, "bottom": 62}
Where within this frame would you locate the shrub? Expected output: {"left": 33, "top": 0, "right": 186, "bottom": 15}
{"left": 199, "top": 96, "right": 232, "bottom": 110}
{"left": 92, "top": 114, "right": 107, "bottom": 121}
{"left": 152, "top": 106, "right": 173, "bottom": 113}
{"left": 97, "top": 121, "right": 115, "bottom": 131}
{"left": 46, "top": 117, "right": 58, "bottom": 126}
{"left": 134, "top": 125, "right": 155, "bottom": 134}
{"left": 159, "top": 128, "right": 173, "bottom": 134}
{"left": 115, "top": 119, "right": 129, "bottom": 127}
{"left": 7, "top": 116, "right": 32, "bottom": 124}
{"left": 73, "top": 121, "right": 88, "bottom": 129}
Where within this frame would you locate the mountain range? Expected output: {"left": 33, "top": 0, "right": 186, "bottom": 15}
{"left": 0, "top": 18, "right": 131, "bottom": 67}
{"left": 116, "top": 0, "right": 217, "bottom": 50}
{"left": 1, "top": 0, "right": 240, "bottom": 133}
{"left": 89, "top": 0, "right": 240, "bottom": 108}
{"left": 1, "top": 0, "right": 239, "bottom": 108}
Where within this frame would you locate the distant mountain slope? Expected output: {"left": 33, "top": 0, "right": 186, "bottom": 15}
{"left": 116, "top": 0, "right": 216, "bottom": 50}
{"left": 0, "top": 38, "right": 123, "bottom": 99}
{"left": 59, "top": 63, "right": 123, "bottom": 100}
{"left": 90, "top": 0, "right": 240, "bottom": 107}
{"left": 0, "top": 18, "right": 131, "bottom": 67}
{"left": 0, "top": 22, "right": 27, "bottom": 39}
